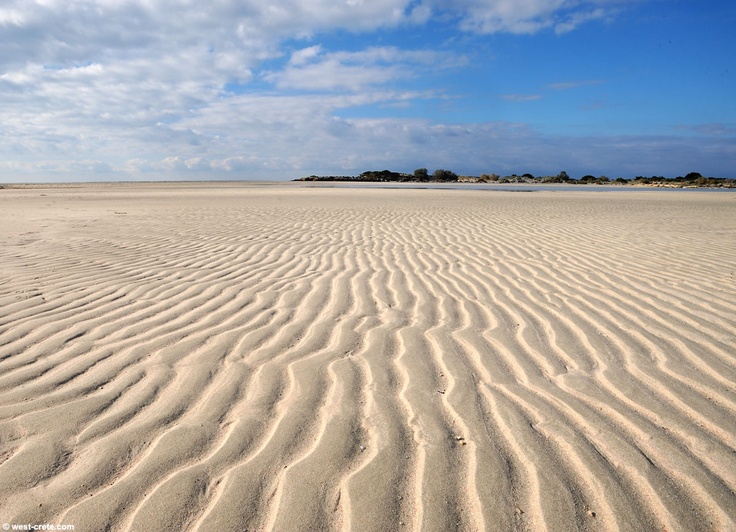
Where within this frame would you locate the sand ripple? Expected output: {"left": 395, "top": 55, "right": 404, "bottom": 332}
{"left": 1, "top": 185, "right": 735, "bottom": 531}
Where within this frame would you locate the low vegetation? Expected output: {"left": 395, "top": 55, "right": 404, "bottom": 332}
{"left": 295, "top": 170, "right": 735, "bottom": 188}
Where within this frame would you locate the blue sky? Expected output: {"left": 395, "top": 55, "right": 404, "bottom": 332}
{"left": 1, "top": 0, "right": 734, "bottom": 181}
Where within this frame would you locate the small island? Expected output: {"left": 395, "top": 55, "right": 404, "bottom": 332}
{"left": 295, "top": 169, "right": 735, "bottom": 188}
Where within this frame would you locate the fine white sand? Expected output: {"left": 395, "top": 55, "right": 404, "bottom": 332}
{"left": 1, "top": 183, "right": 735, "bottom": 531}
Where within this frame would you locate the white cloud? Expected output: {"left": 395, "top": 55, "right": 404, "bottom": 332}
{"left": 673, "top": 123, "right": 736, "bottom": 137}
{"left": 500, "top": 94, "right": 543, "bottom": 102}
{"left": 554, "top": 6, "right": 607, "bottom": 33}
{"left": 0, "top": 7, "right": 26, "bottom": 26}
{"left": 454, "top": 0, "right": 569, "bottom": 34}
{"left": 547, "top": 79, "right": 604, "bottom": 90}
{"left": 289, "top": 45, "right": 324, "bottom": 66}
{"left": 426, "top": 0, "right": 627, "bottom": 34}
{"left": 265, "top": 46, "right": 459, "bottom": 91}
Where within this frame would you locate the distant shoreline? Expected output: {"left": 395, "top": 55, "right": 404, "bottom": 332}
{"left": 2, "top": 174, "right": 734, "bottom": 190}
{"left": 294, "top": 170, "right": 736, "bottom": 189}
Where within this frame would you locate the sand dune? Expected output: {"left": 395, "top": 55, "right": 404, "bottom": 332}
{"left": 1, "top": 183, "right": 735, "bottom": 531}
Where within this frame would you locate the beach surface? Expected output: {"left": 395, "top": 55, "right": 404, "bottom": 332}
{"left": 1, "top": 183, "right": 735, "bottom": 531}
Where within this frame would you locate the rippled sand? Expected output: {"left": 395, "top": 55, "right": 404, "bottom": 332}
{"left": 1, "top": 183, "right": 735, "bottom": 531}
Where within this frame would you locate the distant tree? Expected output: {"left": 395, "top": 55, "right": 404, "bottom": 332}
{"left": 432, "top": 169, "right": 458, "bottom": 181}
{"left": 522, "top": 173, "right": 535, "bottom": 179}
{"left": 414, "top": 168, "right": 429, "bottom": 181}
{"left": 558, "top": 170, "right": 570, "bottom": 181}
{"left": 359, "top": 169, "right": 409, "bottom": 181}
{"left": 685, "top": 172, "right": 703, "bottom": 180}
{"left": 580, "top": 175, "right": 596, "bottom": 182}
{"left": 480, "top": 173, "right": 500, "bottom": 182}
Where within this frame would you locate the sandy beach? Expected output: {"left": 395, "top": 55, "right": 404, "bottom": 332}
{"left": 1, "top": 183, "right": 734, "bottom": 531}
